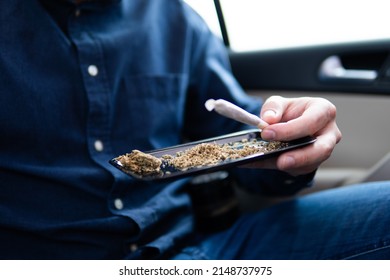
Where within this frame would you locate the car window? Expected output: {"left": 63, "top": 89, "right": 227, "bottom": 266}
{"left": 183, "top": 0, "right": 223, "bottom": 40}
{"left": 185, "top": 0, "right": 390, "bottom": 52}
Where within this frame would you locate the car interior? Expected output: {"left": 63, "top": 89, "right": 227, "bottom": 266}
{"left": 185, "top": 0, "right": 390, "bottom": 211}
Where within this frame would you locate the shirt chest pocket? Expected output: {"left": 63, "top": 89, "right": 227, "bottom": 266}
{"left": 113, "top": 74, "right": 188, "bottom": 149}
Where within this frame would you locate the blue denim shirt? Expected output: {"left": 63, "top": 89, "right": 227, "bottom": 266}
{"left": 0, "top": 0, "right": 312, "bottom": 259}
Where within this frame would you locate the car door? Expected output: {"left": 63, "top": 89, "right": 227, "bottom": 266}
{"left": 185, "top": 0, "right": 390, "bottom": 192}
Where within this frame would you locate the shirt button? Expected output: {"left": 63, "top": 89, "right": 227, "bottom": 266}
{"left": 88, "top": 65, "right": 99, "bottom": 77}
{"left": 94, "top": 140, "right": 104, "bottom": 152}
{"left": 129, "top": 244, "right": 138, "bottom": 253}
{"left": 114, "top": 198, "right": 124, "bottom": 210}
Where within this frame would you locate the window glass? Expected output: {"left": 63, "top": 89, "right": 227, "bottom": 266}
{"left": 186, "top": 0, "right": 390, "bottom": 52}
{"left": 183, "top": 0, "right": 222, "bottom": 40}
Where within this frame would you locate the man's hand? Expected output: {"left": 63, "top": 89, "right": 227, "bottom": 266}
{"left": 247, "top": 96, "right": 342, "bottom": 176}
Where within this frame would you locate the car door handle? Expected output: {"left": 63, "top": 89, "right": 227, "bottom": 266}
{"left": 319, "top": 55, "right": 378, "bottom": 82}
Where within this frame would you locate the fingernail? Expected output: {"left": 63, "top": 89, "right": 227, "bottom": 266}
{"left": 261, "top": 129, "right": 276, "bottom": 140}
{"left": 262, "top": 110, "right": 276, "bottom": 120}
{"left": 283, "top": 156, "right": 296, "bottom": 169}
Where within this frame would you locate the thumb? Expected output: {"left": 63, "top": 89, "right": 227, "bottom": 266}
{"left": 260, "top": 96, "right": 286, "bottom": 124}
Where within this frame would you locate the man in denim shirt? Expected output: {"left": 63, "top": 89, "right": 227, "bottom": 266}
{"left": 2, "top": 0, "right": 388, "bottom": 259}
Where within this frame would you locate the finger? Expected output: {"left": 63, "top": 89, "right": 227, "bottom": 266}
{"left": 276, "top": 145, "right": 320, "bottom": 176}
{"left": 276, "top": 122, "right": 341, "bottom": 176}
{"left": 260, "top": 96, "right": 287, "bottom": 124}
{"left": 241, "top": 122, "right": 341, "bottom": 176}
{"left": 262, "top": 98, "right": 337, "bottom": 141}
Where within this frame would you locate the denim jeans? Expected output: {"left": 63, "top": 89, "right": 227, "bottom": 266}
{"left": 172, "top": 181, "right": 390, "bottom": 259}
